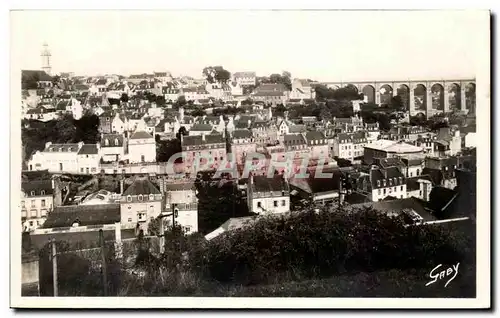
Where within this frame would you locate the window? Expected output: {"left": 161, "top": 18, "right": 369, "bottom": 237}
{"left": 383, "top": 189, "right": 386, "bottom": 195}
{"left": 138, "top": 194, "right": 143, "bottom": 201}
{"left": 257, "top": 201, "right": 262, "bottom": 208}
{"left": 378, "top": 189, "right": 381, "bottom": 195}
{"left": 31, "top": 200, "right": 35, "bottom": 208}
{"left": 274, "top": 200, "right": 278, "bottom": 207}
{"left": 128, "top": 217, "right": 132, "bottom": 223}
{"left": 137, "top": 212, "right": 147, "bottom": 222}
{"left": 41, "top": 199, "right": 46, "bottom": 207}
{"left": 29, "top": 221, "right": 33, "bottom": 226}
{"left": 31, "top": 209, "right": 37, "bottom": 217}
{"left": 400, "top": 186, "right": 403, "bottom": 191}
{"left": 281, "top": 200, "right": 286, "bottom": 206}
{"left": 127, "top": 195, "right": 132, "bottom": 202}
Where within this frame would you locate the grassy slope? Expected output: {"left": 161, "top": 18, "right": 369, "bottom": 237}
{"left": 217, "top": 265, "right": 476, "bottom": 298}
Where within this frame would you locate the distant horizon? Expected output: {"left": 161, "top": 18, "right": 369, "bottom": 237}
{"left": 12, "top": 11, "right": 484, "bottom": 82}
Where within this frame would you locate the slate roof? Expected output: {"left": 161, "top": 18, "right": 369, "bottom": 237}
{"left": 252, "top": 175, "right": 289, "bottom": 193}
{"left": 428, "top": 186, "right": 459, "bottom": 217}
{"left": 130, "top": 131, "right": 153, "bottom": 139}
{"left": 22, "top": 70, "right": 53, "bottom": 82}
{"left": 406, "top": 175, "right": 434, "bottom": 191}
{"left": 190, "top": 124, "right": 213, "bottom": 132}
{"left": 44, "top": 143, "right": 80, "bottom": 153}
{"left": 22, "top": 180, "right": 54, "bottom": 196}
{"left": 232, "top": 129, "right": 253, "bottom": 139}
{"left": 284, "top": 134, "right": 306, "bottom": 145}
{"left": 42, "top": 204, "right": 121, "bottom": 228}
{"left": 351, "top": 197, "right": 437, "bottom": 222}
{"left": 77, "top": 144, "right": 99, "bottom": 155}
{"left": 123, "top": 178, "right": 161, "bottom": 196}
{"left": 289, "top": 124, "right": 307, "bottom": 134}
{"left": 370, "top": 167, "right": 405, "bottom": 189}
{"left": 100, "top": 134, "right": 124, "bottom": 147}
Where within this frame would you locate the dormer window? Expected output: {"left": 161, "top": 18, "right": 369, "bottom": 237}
{"left": 127, "top": 195, "right": 132, "bottom": 202}
{"left": 105, "top": 139, "right": 110, "bottom": 146}
{"left": 399, "top": 177, "right": 402, "bottom": 183}
{"left": 377, "top": 180, "right": 380, "bottom": 187}
{"left": 138, "top": 194, "right": 143, "bottom": 201}
{"left": 115, "top": 138, "right": 119, "bottom": 146}
{"left": 149, "top": 194, "right": 154, "bottom": 201}
{"left": 59, "top": 148, "right": 62, "bottom": 152}
{"left": 30, "top": 191, "right": 35, "bottom": 196}
{"left": 41, "top": 190, "right": 45, "bottom": 195}
{"left": 68, "top": 147, "right": 72, "bottom": 151}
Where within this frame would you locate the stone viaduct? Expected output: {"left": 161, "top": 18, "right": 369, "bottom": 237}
{"left": 316, "top": 78, "right": 476, "bottom": 118}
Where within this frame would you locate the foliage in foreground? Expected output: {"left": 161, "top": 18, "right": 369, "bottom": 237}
{"left": 35, "top": 206, "right": 475, "bottom": 296}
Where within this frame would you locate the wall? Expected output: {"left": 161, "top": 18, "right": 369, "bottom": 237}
{"left": 371, "top": 185, "right": 407, "bottom": 202}
{"left": 120, "top": 201, "right": 163, "bottom": 234}
{"left": 250, "top": 195, "right": 290, "bottom": 214}
{"left": 128, "top": 139, "right": 156, "bottom": 163}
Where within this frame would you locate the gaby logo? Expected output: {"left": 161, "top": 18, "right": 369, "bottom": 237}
{"left": 425, "top": 263, "right": 460, "bottom": 288}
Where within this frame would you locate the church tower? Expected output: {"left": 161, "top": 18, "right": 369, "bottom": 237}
{"left": 41, "top": 42, "right": 52, "bottom": 75}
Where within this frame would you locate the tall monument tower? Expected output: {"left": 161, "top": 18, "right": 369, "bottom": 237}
{"left": 41, "top": 42, "right": 52, "bottom": 75}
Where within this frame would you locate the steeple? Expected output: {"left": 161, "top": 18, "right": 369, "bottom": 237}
{"left": 41, "top": 42, "right": 52, "bottom": 75}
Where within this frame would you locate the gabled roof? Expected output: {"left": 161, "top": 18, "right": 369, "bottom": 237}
{"left": 100, "top": 134, "right": 124, "bottom": 147}
{"left": 305, "top": 131, "right": 326, "bottom": 141}
{"left": 406, "top": 175, "right": 434, "bottom": 191}
{"left": 284, "top": 134, "right": 306, "bottom": 145}
{"left": 42, "top": 204, "right": 121, "bottom": 228}
{"left": 123, "top": 178, "right": 161, "bottom": 196}
{"left": 44, "top": 143, "right": 80, "bottom": 153}
{"left": 130, "top": 130, "right": 153, "bottom": 139}
{"left": 232, "top": 129, "right": 253, "bottom": 139}
{"left": 22, "top": 70, "right": 53, "bottom": 82}
{"left": 77, "top": 144, "right": 99, "bottom": 155}
{"left": 190, "top": 124, "right": 213, "bottom": 132}
{"left": 22, "top": 180, "right": 53, "bottom": 196}
{"left": 252, "top": 175, "right": 289, "bottom": 193}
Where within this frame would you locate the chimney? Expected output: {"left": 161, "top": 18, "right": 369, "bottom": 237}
{"left": 120, "top": 178, "right": 124, "bottom": 194}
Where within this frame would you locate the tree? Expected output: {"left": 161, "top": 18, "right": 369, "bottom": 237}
{"left": 191, "top": 108, "right": 206, "bottom": 117}
{"left": 156, "top": 138, "right": 181, "bottom": 163}
{"left": 176, "top": 95, "right": 187, "bottom": 107}
{"left": 120, "top": 93, "right": 129, "bottom": 103}
{"left": 176, "top": 126, "right": 188, "bottom": 140}
{"left": 203, "top": 66, "right": 231, "bottom": 84}
{"left": 390, "top": 95, "right": 404, "bottom": 111}
{"left": 156, "top": 95, "right": 166, "bottom": 107}
{"left": 274, "top": 104, "right": 287, "bottom": 117}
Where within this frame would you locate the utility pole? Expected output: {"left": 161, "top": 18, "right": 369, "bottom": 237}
{"left": 99, "top": 230, "right": 108, "bottom": 296}
{"left": 51, "top": 239, "right": 58, "bottom": 297}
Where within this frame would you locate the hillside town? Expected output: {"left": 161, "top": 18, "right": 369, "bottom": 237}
{"left": 20, "top": 43, "right": 478, "bottom": 297}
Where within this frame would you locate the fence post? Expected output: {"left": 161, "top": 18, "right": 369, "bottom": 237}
{"left": 51, "top": 239, "right": 58, "bottom": 297}
{"left": 99, "top": 230, "right": 108, "bottom": 296}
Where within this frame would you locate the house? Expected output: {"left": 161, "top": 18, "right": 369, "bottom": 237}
{"left": 111, "top": 112, "right": 129, "bottom": 135}
{"left": 76, "top": 144, "right": 100, "bottom": 174}
{"left": 331, "top": 131, "right": 368, "bottom": 161}
{"left": 400, "top": 155, "right": 426, "bottom": 178}
{"left": 196, "top": 115, "right": 226, "bottom": 133}
{"left": 27, "top": 142, "right": 84, "bottom": 173}
{"left": 154, "top": 71, "right": 173, "bottom": 83}
{"left": 230, "top": 129, "right": 257, "bottom": 165}
{"left": 162, "top": 85, "right": 180, "bottom": 103}
{"left": 24, "top": 106, "right": 58, "bottom": 122}
{"left": 290, "top": 79, "right": 314, "bottom": 100}
{"left": 413, "top": 133, "right": 435, "bottom": 154}
{"left": 100, "top": 134, "right": 125, "bottom": 162}
{"left": 251, "top": 120, "right": 278, "bottom": 145}
{"left": 205, "top": 83, "right": 233, "bottom": 101}
{"left": 364, "top": 122, "right": 380, "bottom": 144}
{"left": 181, "top": 133, "right": 227, "bottom": 171}
{"left": 21, "top": 180, "right": 54, "bottom": 232}
{"left": 127, "top": 131, "right": 156, "bottom": 163}
{"left": 433, "top": 128, "right": 462, "bottom": 157}
{"left": 252, "top": 91, "right": 288, "bottom": 106}
{"left": 283, "top": 134, "right": 309, "bottom": 161}
{"left": 90, "top": 78, "right": 109, "bottom": 94}
{"left": 304, "top": 131, "right": 330, "bottom": 161}
{"left": 363, "top": 139, "right": 424, "bottom": 165}
{"left": 99, "top": 111, "right": 114, "bottom": 134}
{"left": 247, "top": 174, "right": 290, "bottom": 214}
{"left": 163, "top": 182, "right": 199, "bottom": 234}
{"left": 41, "top": 204, "right": 121, "bottom": 229}
{"left": 460, "top": 125, "right": 477, "bottom": 149}
{"left": 350, "top": 197, "right": 437, "bottom": 225}
{"left": 288, "top": 167, "right": 343, "bottom": 204}
{"left": 355, "top": 165, "right": 407, "bottom": 202}
{"left": 120, "top": 177, "right": 163, "bottom": 235}
{"left": 232, "top": 71, "right": 256, "bottom": 86}
{"left": 189, "top": 123, "right": 214, "bottom": 137}
{"left": 181, "top": 87, "right": 210, "bottom": 102}
{"left": 406, "top": 175, "right": 434, "bottom": 201}
{"left": 331, "top": 116, "right": 364, "bottom": 133}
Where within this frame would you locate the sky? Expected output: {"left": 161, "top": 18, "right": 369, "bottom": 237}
{"left": 10, "top": 10, "right": 487, "bottom": 81}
